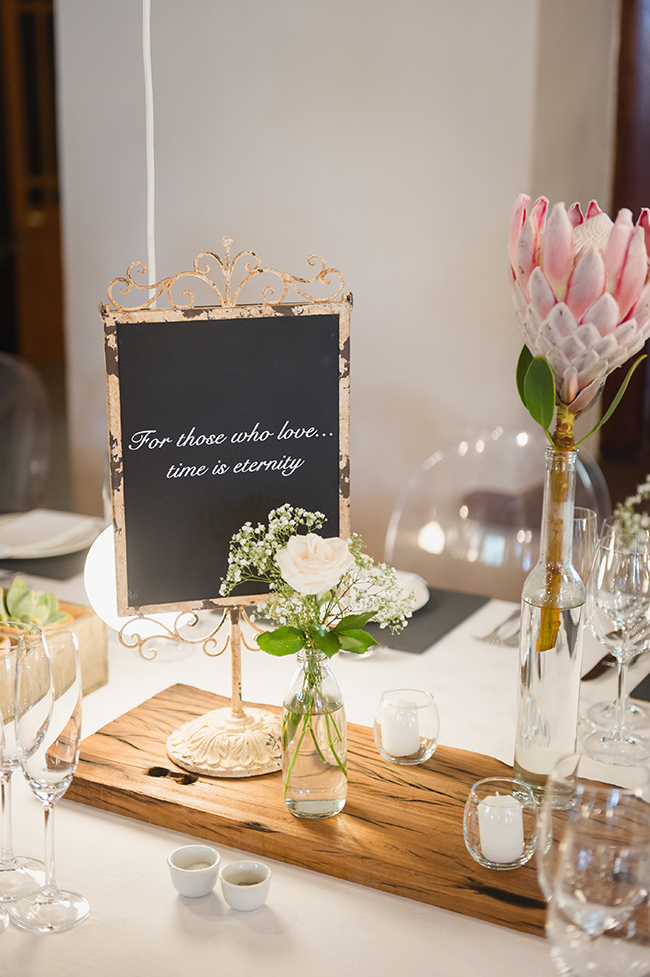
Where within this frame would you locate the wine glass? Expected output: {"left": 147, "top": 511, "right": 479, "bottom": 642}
{"left": 10, "top": 629, "right": 89, "bottom": 932}
{"left": 0, "top": 627, "right": 45, "bottom": 901}
{"left": 583, "top": 524, "right": 650, "bottom": 765}
{"left": 587, "top": 518, "right": 650, "bottom": 732}
{"left": 0, "top": 704, "right": 10, "bottom": 934}
{"left": 538, "top": 752, "right": 650, "bottom": 976}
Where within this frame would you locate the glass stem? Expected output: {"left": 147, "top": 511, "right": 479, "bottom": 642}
{"left": 42, "top": 802, "right": 57, "bottom": 896}
{"left": 0, "top": 771, "right": 16, "bottom": 869}
{"left": 614, "top": 658, "right": 628, "bottom": 741}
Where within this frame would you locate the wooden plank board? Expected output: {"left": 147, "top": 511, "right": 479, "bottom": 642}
{"left": 67, "top": 684, "right": 546, "bottom": 936}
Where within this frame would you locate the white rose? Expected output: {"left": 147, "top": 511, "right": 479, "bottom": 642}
{"left": 275, "top": 533, "right": 354, "bottom": 596}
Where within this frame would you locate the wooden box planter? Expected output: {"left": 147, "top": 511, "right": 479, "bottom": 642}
{"left": 58, "top": 601, "right": 108, "bottom": 696}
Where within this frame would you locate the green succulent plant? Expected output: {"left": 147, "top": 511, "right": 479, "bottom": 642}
{"left": 0, "top": 578, "right": 68, "bottom": 628}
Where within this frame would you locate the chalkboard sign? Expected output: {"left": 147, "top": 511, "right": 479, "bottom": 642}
{"left": 101, "top": 248, "right": 350, "bottom": 615}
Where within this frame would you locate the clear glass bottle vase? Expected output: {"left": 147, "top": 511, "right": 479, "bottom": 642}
{"left": 514, "top": 447, "right": 585, "bottom": 795}
{"left": 282, "top": 650, "right": 347, "bottom": 819}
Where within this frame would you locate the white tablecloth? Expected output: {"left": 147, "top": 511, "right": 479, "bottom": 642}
{"left": 3, "top": 575, "right": 641, "bottom": 977}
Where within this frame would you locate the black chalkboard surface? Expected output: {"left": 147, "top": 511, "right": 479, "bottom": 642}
{"left": 102, "top": 301, "right": 350, "bottom": 615}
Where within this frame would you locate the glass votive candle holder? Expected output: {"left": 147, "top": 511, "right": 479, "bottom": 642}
{"left": 374, "top": 689, "right": 439, "bottom": 764}
{"left": 463, "top": 777, "right": 538, "bottom": 870}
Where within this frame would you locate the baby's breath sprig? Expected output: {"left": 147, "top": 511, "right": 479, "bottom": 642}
{"left": 220, "top": 504, "right": 325, "bottom": 595}
{"left": 613, "top": 475, "right": 650, "bottom": 537}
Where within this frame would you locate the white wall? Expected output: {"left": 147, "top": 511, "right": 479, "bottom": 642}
{"left": 55, "top": 0, "right": 618, "bottom": 556}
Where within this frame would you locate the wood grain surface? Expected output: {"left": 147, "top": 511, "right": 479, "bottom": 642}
{"left": 68, "top": 684, "right": 546, "bottom": 935}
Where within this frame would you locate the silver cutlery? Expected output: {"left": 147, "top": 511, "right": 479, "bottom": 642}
{"left": 474, "top": 609, "right": 520, "bottom": 646}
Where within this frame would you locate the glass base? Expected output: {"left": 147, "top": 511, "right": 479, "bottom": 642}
{"left": 0, "top": 907, "right": 7, "bottom": 932}
{"left": 588, "top": 699, "right": 650, "bottom": 730}
{"left": 512, "top": 760, "right": 549, "bottom": 799}
{"left": 10, "top": 886, "right": 89, "bottom": 933}
{"left": 376, "top": 743, "right": 438, "bottom": 765}
{"left": 584, "top": 728, "right": 650, "bottom": 766}
{"left": 285, "top": 798, "right": 346, "bottom": 819}
{"left": 0, "top": 856, "right": 45, "bottom": 902}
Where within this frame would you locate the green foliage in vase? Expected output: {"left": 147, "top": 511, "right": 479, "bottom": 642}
{"left": 220, "top": 504, "right": 415, "bottom": 658}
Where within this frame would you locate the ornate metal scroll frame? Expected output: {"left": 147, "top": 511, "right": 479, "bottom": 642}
{"left": 106, "top": 235, "right": 346, "bottom": 312}
{"left": 100, "top": 239, "right": 351, "bottom": 778}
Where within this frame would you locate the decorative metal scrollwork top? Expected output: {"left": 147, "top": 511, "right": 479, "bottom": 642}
{"left": 106, "top": 236, "right": 345, "bottom": 312}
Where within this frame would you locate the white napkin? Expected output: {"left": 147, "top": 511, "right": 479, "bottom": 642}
{"left": 0, "top": 509, "right": 102, "bottom": 558}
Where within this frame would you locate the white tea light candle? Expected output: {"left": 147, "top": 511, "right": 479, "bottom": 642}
{"left": 374, "top": 689, "right": 439, "bottom": 765}
{"left": 380, "top": 700, "right": 420, "bottom": 757}
{"left": 477, "top": 793, "right": 524, "bottom": 864}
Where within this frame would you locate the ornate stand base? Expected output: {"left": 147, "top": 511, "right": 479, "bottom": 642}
{"left": 166, "top": 707, "right": 282, "bottom": 778}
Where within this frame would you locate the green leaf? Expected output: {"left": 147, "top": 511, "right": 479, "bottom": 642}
{"left": 312, "top": 628, "right": 341, "bottom": 657}
{"left": 256, "top": 626, "right": 305, "bottom": 657}
{"left": 337, "top": 627, "right": 378, "bottom": 652}
{"left": 282, "top": 708, "right": 302, "bottom": 749}
{"left": 516, "top": 345, "right": 534, "bottom": 408}
{"left": 524, "top": 356, "right": 556, "bottom": 432}
{"left": 337, "top": 612, "right": 374, "bottom": 630}
{"left": 6, "top": 578, "right": 26, "bottom": 619}
{"left": 576, "top": 355, "right": 647, "bottom": 446}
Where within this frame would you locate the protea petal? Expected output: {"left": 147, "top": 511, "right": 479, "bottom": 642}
{"left": 560, "top": 365, "right": 578, "bottom": 402}
{"left": 611, "top": 318, "right": 638, "bottom": 348}
{"left": 638, "top": 208, "right": 650, "bottom": 258}
{"left": 607, "top": 340, "right": 639, "bottom": 372}
{"left": 557, "top": 331, "right": 587, "bottom": 362}
{"left": 516, "top": 214, "right": 541, "bottom": 299}
{"left": 604, "top": 207, "right": 635, "bottom": 292}
{"left": 545, "top": 302, "right": 578, "bottom": 341}
{"left": 542, "top": 203, "right": 573, "bottom": 300}
{"left": 569, "top": 378, "right": 605, "bottom": 415}
{"left": 582, "top": 291, "right": 620, "bottom": 336}
{"left": 523, "top": 305, "right": 542, "bottom": 346}
{"left": 508, "top": 193, "right": 529, "bottom": 273}
{"left": 575, "top": 322, "right": 603, "bottom": 348}
{"left": 613, "top": 226, "right": 649, "bottom": 320}
{"left": 630, "top": 280, "right": 650, "bottom": 329}
{"left": 512, "top": 279, "right": 528, "bottom": 325}
{"left": 593, "top": 334, "right": 618, "bottom": 358}
{"left": 564, "top": 247, "right": 606, "bottom": 320}
{"left": 546, "top": 345, "right": 572, "bottom": 375}
{"left": 585, "top": 200, "right": 603, "bottom": 220}
{"left": 530, "top": 196, "right": 548, "bottom": 236}
{"left": 567, "top": 203, "right": 584, "bottom": 227}
{"left": 573, "top": 347, "right": 601, "bottom": 374}
{"left": 528, "top": 267, "right": 557, "bottom": 318}
{"left": 577, "top": 359, "right": 608, "bottom": 387}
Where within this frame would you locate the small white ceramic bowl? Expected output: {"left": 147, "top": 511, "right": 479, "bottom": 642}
{"left": 219, "top": 860, "right": 271, "bottom": 911}
{"left": 167, "top": 845, "right": 220, "bottom": 898}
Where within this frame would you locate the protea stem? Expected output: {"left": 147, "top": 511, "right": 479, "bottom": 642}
{"left": 536, "top": 405, "right": 576, "bottom": 652}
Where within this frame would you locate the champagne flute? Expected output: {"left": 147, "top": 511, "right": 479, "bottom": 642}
{"left": 0, "top": 628, "right": 44, "bottom": 901}
{"left": 10, "top": 629, "right": 89, "bottom": 932}
{"left": 538, "top": 752, "right": 650, "bottom": 976}
{"left": 584, "top": 525, "right": 650, "bottom": 765}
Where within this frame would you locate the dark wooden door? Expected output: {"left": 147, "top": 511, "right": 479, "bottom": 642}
{"left": 0, "top": 0, "right": 63, "bottom": 364}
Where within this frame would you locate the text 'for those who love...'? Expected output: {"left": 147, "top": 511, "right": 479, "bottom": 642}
{"left": 126, "top": 421, "right": 336, "bottom": 480}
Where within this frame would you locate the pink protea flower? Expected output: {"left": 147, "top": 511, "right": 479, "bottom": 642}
{"left": 509, "top": 194, "right": 650, "bottom": 415}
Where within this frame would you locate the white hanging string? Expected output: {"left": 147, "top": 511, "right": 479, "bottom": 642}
{"left": 143, "top": 0, "right": 157, "bottom": 303}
